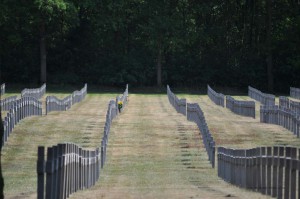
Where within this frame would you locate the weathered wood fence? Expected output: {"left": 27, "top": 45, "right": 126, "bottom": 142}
{"left": 116, "top": 84, "right": 129, "bottom": 114}
{"left": 37, "top": 84, "right": 129, "bottom": 199}
{"left": 46, "top": 84, "right": 87, "bottom": 114}
{"left": 187, "top": 103, "right": 215, "bottom": 168}
{"left": 207, "top": 85, "right": 225, "bottom": 107}
{"left": 2, "top": 97, "right": 42, "bottom": 146}
{"left": 279, "top": 96, "right": 300, "bottom": 115}
{"left": 218, "top": 146, "right": 300, "bottom": 199}
{"left": 72, "top": 84, "right": 87, "bottom": 105}
{"left": 167, "top": 85, "right": 187, "bottom": 116}
{"left": 37, "top": 143, "right": 100, "bottom": 199}
{"left": 226, "top": 95, "right": 256, "bottom": 118}
{"left": 0, "top": 95, "right": 17, "bottom": 111}
{"left": 290, "top": 87, "right": 300, "bottom": 99}
{"left": 248, "top": 86, "right": 275, "bottom": 105}
{"left": 21, "top": 83, "right": 46, "bottom": 99}
{"left": 167, "top": 85, "right": 215, "bottom": 167}
{"left": 260, "top": 105, "right": 300, "bottom": 137}
{"left": 46, "top": 96, "right": 72, "bottom": 114}
{"left": 1, "top": 83, "right": 5, "bottom": 95}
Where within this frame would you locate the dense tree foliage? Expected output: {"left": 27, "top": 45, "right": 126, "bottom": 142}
{"left": 0, "top": 0, "right": 299, "bottom": 91}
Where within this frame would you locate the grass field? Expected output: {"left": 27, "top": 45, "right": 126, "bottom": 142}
{"left": 1, "top": 91, "right": 300, "bottom": 198}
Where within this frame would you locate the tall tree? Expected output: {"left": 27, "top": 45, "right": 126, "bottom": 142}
{"left": 34, "top": 0, "right": 68, "bottom": 84}
{"left": 266, "top": 0, "right": 273, "bottom": 91}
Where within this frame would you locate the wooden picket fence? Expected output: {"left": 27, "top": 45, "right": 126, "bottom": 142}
{"left": 167, "top": 85, "right": 187, "bottom": 116}
{"left": 46, "top": 84, "right": 87, "bottom": 114}
{"left": 102, "top": 84, "right": 128, "bottom": 167}
{"left": 72, "top": 84, "right": 87, "bottom": 105}
{"left": 0, "top": 95, "right": 17, "bottom": 111}
{"left": 46, "top": 96, "right": 72, "bottom": 114}
{"left": 260, "top": 105, "right": 300, "bottom": 137}
{"left": 1, "top": 83, "right": 5, "bottom": 95}
{"left": 279, "top": 96, "right": 300, "bottom": 115}
{"left": 290, "top": 87, "right": 300, "bottom": 99}
{"left": 37, "top": 143, "right": 100, "bottom": 199}
{"left": 226, "top": 95, "right": 256, "bottom": 118}
{"left": 218, "top": 146, "right": 300, "bottom": 199}
{"left": 248, "top": 86, "right": 275, "bottom": 105}
{"left": 21, "top": 83, "right": 46, "bottom": 99}
{"left": 115, "top": 84, "right": 129, "bottom": 114}
{"left": 37, "top": 84, "right": 129, "bottom": 199}
{"left": 207, "top": 85, "right": 225, "bottom": 107}
{"left": 186, "top": 103, "right": 215, "bottom": 168}
{"left": 167, "top": 85, "right": 215, "bottom": 167}
{"left": 2, "top": 97, "right": 42, "bottom": 146}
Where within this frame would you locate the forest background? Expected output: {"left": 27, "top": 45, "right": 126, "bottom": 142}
{"left": 0, "top": 0, "right": 299, "bottom": 92}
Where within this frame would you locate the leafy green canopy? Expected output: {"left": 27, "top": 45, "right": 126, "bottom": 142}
{"left": 0, "top": 0, "right": 299, "bottom": 92}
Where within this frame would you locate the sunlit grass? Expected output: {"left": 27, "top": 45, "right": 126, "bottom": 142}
{"left": 2, "top": 92, "right": 297, "bottom": 199}
{"left": 1, "top": 93, "right": 116, "bottom": 198}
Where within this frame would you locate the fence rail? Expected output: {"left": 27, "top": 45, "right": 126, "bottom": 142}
{"left": 37, "top": 143, "right": 100, "bottom": 199}
{"left": 46, "top": 84, "right": 87, "bottom": 114}
{"left": 218, "top": 146, "right": 300, "bottom": 199}
{"left": 2, "top": 97, "right": 42, "bottom": 146}
{"left": 1, "top": 83, "right": 5, "bottom": 95}
{"left": 290, "top": 87, "right": 300, "bottom": 99}
{"left": 72, "top": 84, "right": 87, "bottom": 105}
{"left": 279, "top": 96, "right": 300, "bottom": 115}
{"left": 21, "top": 83, "right": 46, "bottom": 99}
{"left": 167, "top": 85, "right": 215, "bottom": 167}
{"left": 248, "top": 86, "right": 275, "bottom": 105}
{"left": 226, "top": 95, "right": 255, "bottom": 118}
{"left": 102, "top": 84, "right": 128, "bottom": 167}
{"left": 187, "top": 103, "right": 215, "bottom": 167}
{"left": 46, "top": 96, "right": 71, "bottom": 114}
{"left": 260, "top": 105, "right": 300, "bottom": 137}
{"left": 167, "top": 85, "right": 187, "bottom": 116}
{"left": 37, "top": 84, "right": 129, "bottom": 199}
{"left": 116, "top": 84, "right": 128, "bottom": 114}
{"left": 207, "top": 85, "right": 225, "bottom": 107}
{"left": 0, "top": 95, "right": 18, "bottom": 111}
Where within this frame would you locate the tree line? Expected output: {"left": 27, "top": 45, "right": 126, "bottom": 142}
{"left": 0, "top": 0, "right": 299, "bottom": 92}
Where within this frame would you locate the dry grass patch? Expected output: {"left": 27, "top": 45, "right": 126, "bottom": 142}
{"left": 179, "top": 94, "right": 300, "bottom": 148}
{"left": 70, "top": 94, "right": 271, "bottom": 199}
{"left": 2, "top": 93, "right": 115, "bottom": 199}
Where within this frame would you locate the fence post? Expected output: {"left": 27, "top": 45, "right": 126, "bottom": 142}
{"left": 56, "top": 144, "right": 63, "bottom": 199}
{"left": 256, "top": 147, "right": 262, "bottom": 192}
{"left": 290, "top": 147, "right": 297, "bottom": 199}
{"left": 260, "top": 147, "right": 267, "bottom": 195}
{"left": 277, "top": 146, "right": 284, "bottom": 199}
{"left": 37, "top": 146, "right": 45, "bottom": 199}
{"left": 266, "top": 147, "right": 272, "bottom": 196}
{"left": 45, "top": 147, "right": 54, "bottom": 199}
{"left": 272, "top": 146, "right": 278, "bottom": 198}
{"left": 298, "top": 148, "right": 300, "bottom": 199}
{"left": 101, "top": 140, "right": 104, "bottom": 168}
{"left": 52, "top": 146, "right": 58, "bottom": 199}
{"left": 284, "top": 147, "right": 291, "bottom": 199}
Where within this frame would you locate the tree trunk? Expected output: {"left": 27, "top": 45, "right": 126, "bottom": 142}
{"left": 266, "top": 0, "right": 273, "bottom": 92}
{"left": 157, "top": 47, "right": 162, "bottom": 87}
{"left": 40, "top": 21, "right": 47, "bottom": 84}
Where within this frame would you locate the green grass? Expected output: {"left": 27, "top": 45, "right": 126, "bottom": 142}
{"left": 1, "top": 93, "right": 116, "bottom": 198}
{"left": 2, "top": 92, "right": 299, "bottom": 198}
